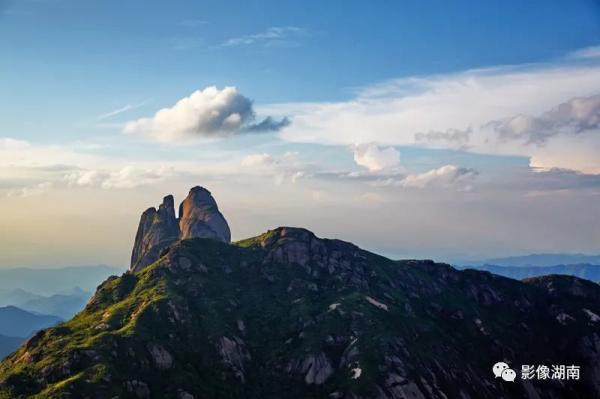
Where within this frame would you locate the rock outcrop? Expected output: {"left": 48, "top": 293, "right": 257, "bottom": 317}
{"left": 130, "top": 187, "right": 230, "bottom": 272}
{"left": 179, "top": 186, "right": 231, "bottom": 242}
{"left": 4, "top": 226, "right": 600, "bottom": 398}
{"left": 130, "top": 195, "right": 180, "bottom": 272}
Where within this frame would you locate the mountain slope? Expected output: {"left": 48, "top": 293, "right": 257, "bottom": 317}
{"left": 1, "top": 227, "right": 600, "bottom": 398}
{"left": 0, "top": 306, "right": 62, "bottom": 338}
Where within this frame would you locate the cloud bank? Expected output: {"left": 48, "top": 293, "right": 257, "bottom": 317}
{"left": 267, "top": 57, "right": 600, "bottom": 174}
{"left": 486, "top": 95, "right": 600, "bottom": 144}
{"left": 64, "top": 166, "right": 174, "bottom": 189}
{"left": 124, "top": 86, "right": 288, "bottom": 142}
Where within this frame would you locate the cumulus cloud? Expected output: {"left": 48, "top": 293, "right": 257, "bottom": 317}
{"left": 124, "top": 86, "right": 288, "bottom": 142}
{"left": 265, "top": 51, "right": 600, "bottom": 174}
{"left": 396, "top": 165, "right": 478, "bottom": 189}
{"left": 337, "top": 163, "right": 478, "bottom": 190}
{"left": 353, "top": 143, "right": 400, "bottom": 172}
{"left": 485, "top": 95, "right": 600, "bottom": 144}
{"left": 245, "top": 116, "right": 290, "bottom": 132}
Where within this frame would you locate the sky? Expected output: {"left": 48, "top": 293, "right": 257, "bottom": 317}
{"left": 1, "top": 0, "right": 600, "bottom": 267}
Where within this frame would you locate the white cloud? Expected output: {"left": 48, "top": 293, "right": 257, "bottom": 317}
{"left": 396, "top": 165, "right": 478, "bottom": 189}
{"left": 0, "top": 137, "right": 183, "bottom": 192}
{"left": 570, "top": 46, "right": 600, "bottom": 59}
{"left": 65, "top": 166, "right": 174, "bottom": 189}
{"left": 241, "top": 153, "right": 275, "bottom": 167}
{"left": 414, "top": 128, "right": 471, "bottom": 149}
{"left": 267, "top": 52, "right": 600, "bottom": 174}
{"left": 124, "top": 86, "right": 287, "bottom": 142}
{"left": 486, "top": 95, "right": 600, "bottom": 144}
{"left": 6, "top": 182, "right": 53, "bottom": 198}
{"left": 222, "top": 26, "right": 305, "bottom": 47}
{"left": 527, "top": 129, "right": 600, "bottom": 173}
{"left": 0, "top": 138, "right": 99, "bottom": 170}
{"left": 353, "top": 143, "right": 400, "bottom": 172}
{"left": 240, "top": 151, "right": 308, "bottom": 185}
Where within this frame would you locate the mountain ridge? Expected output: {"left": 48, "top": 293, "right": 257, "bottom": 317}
{"left": 457, "top": 253, "right": 600, "bottom": 268}
{"left": 2, "top": 188, "right": 599, "bottom": 399}
{"left": 463, "top": 263, "right": 600, "bottom": 283}
{"left": 0, "top": 306, "right": 62, "bottom": 339}
{"left": 1, "top": 226, "right": 600, "bottom": 398}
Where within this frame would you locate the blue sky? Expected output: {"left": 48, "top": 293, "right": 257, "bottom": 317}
{"left": 1, "top": 0, "right": 600, "bottom": 267}
{"left": 2, "top": 0, "right": 600, "bottom": 141}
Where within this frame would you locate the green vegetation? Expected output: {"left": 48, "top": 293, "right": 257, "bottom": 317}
{"left": 1, "top": 228, "right": 599, "bottom": 398}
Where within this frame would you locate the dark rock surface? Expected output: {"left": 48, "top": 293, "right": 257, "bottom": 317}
{"left": 130, "top": 187, "right": 230, "bottom": 272}
{"left": 2, "top": 226, "right": 600, "bottom": 398}
{"left": 4, "top": 189, "right": 599, "bottom": 398}
{"left": 179, "top": 186, "right": 231, "bottom": 243}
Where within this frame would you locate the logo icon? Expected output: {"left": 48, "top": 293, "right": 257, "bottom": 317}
{"left": 502, "top": 368, "right": 516, "bottom": 382}
{"left": 493, "top": 362, "right": 516, "bottom": 382}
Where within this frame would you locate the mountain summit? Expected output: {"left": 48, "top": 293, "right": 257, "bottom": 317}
{"left": 130, "top": 187, "right": 231, "bottom": 272}
{"left": 1, "top": 188, "right": 600, "bottom": 398}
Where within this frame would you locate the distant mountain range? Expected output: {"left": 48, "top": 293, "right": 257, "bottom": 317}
{"left": 4, "top": 227, "right": 600, "bottom": 398}
{"left": 457, "top": 253, "right": 600, "bottom": 268}
{"left": 0, "top": 335, "right": 22, "bottom": 360}
{"left": 0, "top": 306, "right": 63, "bottom": 360}
{"left": 0, "top": 287, "right": 92, "bottom": 319}
{"left": 2, "top": 187, "right": 600, "bottom": 398}
{"left": 0, "top": 306, "right": 62, "bottom": 338}
{"left": 0, "top": 269, "right": 117, "bottom": 361}
{"left": 0, "top": 265, "right": 125, "bottom": 296}
{"left": 464, "top": 263, "right": 600, "bottom": 282}
{"left": 454, "top": 254, "right": 600, "bottom": 283}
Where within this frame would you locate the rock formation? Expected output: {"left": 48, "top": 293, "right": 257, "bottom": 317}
{"left": 4, "top": 225, "right": 600, "bottom": 398}
{"left": 179, "top": 186, "right": 231, "bottom": 242}
{"left": 130, "top": 186, "right": 230, "bottom": 272}
{"left": 130, "top": 195, "right": 180, "bottom": 273}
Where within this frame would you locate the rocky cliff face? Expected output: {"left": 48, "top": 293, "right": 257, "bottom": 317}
{"left": 130, "top": 187, "right": 230, "bottom": 272}
{"left": 130, "top": 195, "right": 180, "bottom": 272}
{"left": 2, "top": 226, "right": 600, "bottom": 398}
{"left": 179, "top": 186, "right": 231, "bottom": 243}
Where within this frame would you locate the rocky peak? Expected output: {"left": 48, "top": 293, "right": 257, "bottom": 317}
{"left": 130, "top": 187, "right": 231, "bottom": 272}
{"left": 179, "top": 186, "right": 231, "bottom": 242}
{"left": 159, "top": 194, "right": 177, "bottom": 222}
{"left": 130, "top": 196, "right": 180, "bottom": 273}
